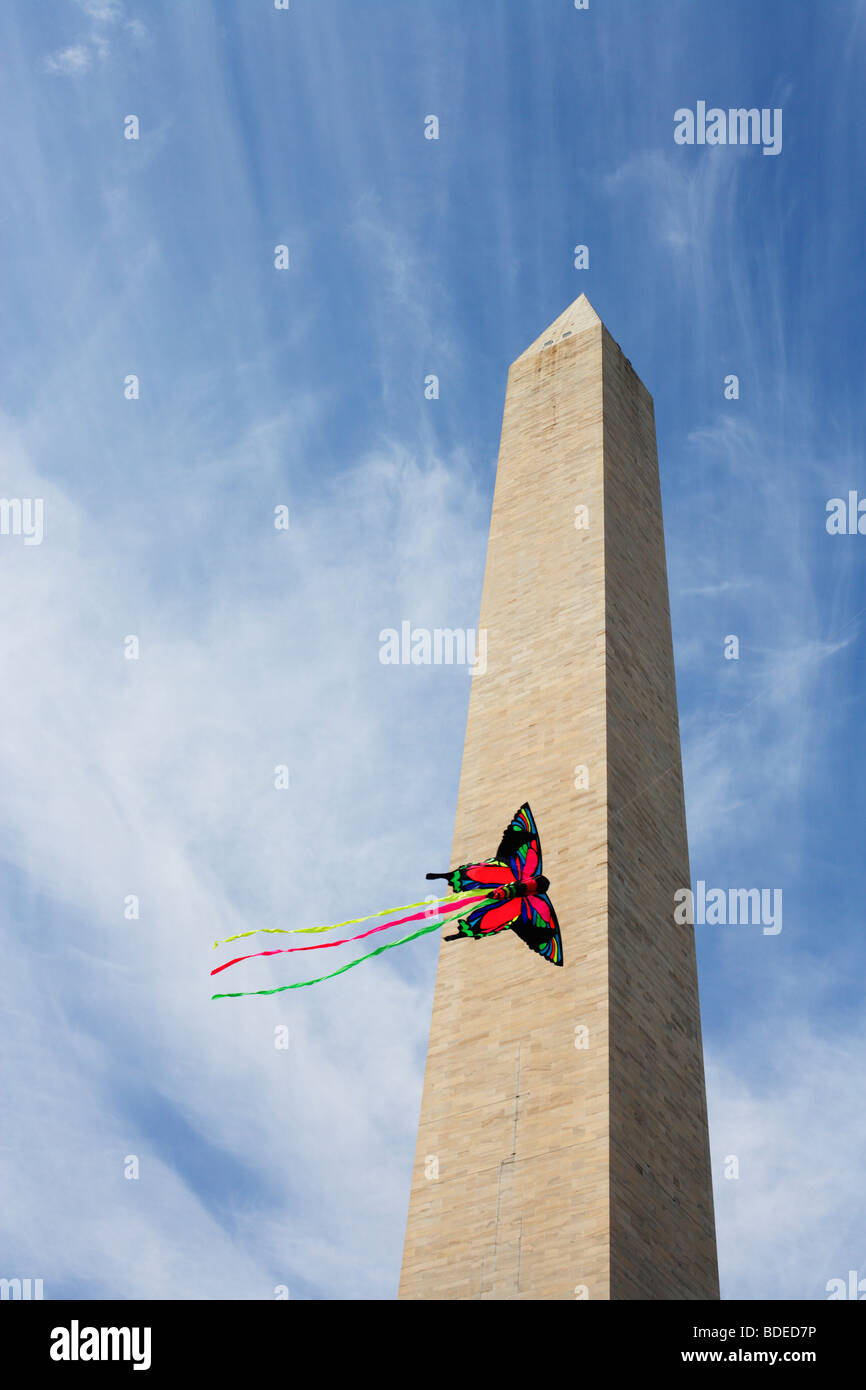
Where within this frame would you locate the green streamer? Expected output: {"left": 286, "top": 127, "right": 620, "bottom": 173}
{"left": 211, "top": 908, "right": 469, "bottom": 999}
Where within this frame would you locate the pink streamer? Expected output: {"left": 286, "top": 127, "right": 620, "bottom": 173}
{"left": 210, "top": 894, "right": 488, "bottom": 976}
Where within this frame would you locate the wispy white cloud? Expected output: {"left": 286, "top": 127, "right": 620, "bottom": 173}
{"left": 76, "top": 0, "right": 123, "bottom": 21}
{"left": 126, "top": 17, "right": 148, "bottom": 46}
{"left": 605, "top": 148, "right": 736, "bottom": 255}
{"left": 45, "top": 0, "right": 146, "bottom": 76}
{"left": 0, "top": 413, "right": 487, "bottom": 1297}
{"left": 44, "top": 43, "right": 92, "bottom": 76}
{"left": 707, "top": 1001, "right": 866, "bottom": 1300}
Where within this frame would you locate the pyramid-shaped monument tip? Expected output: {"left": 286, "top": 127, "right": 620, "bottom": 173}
{"left": 515, "top": 293, "right": 602, "bottom": 362}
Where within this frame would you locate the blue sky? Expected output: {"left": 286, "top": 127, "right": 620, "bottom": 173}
{"left": 1, "top": 0, "right": 864, "bottom": 1301}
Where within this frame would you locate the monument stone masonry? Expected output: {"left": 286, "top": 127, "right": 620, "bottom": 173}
{"left": 398, "top": 295, "right": 719, "bottom": 1301}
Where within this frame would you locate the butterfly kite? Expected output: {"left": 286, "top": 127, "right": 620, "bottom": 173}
{"left": 211, "top": 803, "right": 562, "bottom": 998}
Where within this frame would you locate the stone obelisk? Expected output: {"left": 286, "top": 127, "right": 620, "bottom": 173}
{"left": 398, "top": 295, "right": 719, "bottom": 1300}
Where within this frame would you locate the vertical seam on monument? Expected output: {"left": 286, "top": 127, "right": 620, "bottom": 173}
{"left": 487, "top": 1041, "right": 523, "bottom": 1299}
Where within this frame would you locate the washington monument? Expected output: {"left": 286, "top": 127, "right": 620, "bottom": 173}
{"left": 398, "top": 295, "right": 719, "bottom": 1300}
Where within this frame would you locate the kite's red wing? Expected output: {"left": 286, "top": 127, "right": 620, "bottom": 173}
{"left": 450, "top": 860, "right": 516, "bottom": 891}
{"left": 458, "top": 896, "right": 523, "bottom": 938}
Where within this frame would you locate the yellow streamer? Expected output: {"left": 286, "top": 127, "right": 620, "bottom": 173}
{"left": 211, "top": 892, "right": 465, "bottom": 950}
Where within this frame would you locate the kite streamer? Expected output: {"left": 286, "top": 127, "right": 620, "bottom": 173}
{"left": 212, "top": 915, "right": 461, "bottom": 999}
{"left": 211, "top": 891, "right": 468, "bottom": 950}
{"left": 210, "top": 895, "right": 490, "bottom": 976}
